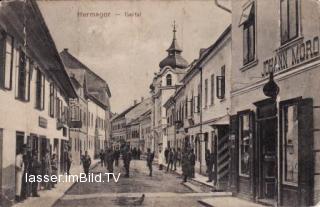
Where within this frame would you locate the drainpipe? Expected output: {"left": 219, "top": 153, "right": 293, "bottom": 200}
{"left": 214, "top": 0, "right": 232, "bottom": 13}
{"left": 199, "top": 67, "right": 203, "bottom": 174}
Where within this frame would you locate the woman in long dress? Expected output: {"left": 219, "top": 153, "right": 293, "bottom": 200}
{"left": 15, "top": 150, "right": 25, "bottom": 202}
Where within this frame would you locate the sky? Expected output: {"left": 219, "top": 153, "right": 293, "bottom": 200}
{"left": 38, "top": 0, "right": 231, "bottom": 113}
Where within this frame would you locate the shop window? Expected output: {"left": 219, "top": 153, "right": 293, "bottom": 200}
{"left": 282, "top": 103, "right": 298, "bottom": 184}
{"left": 35, "top": 69, "right": 45, "bottom": 109}
{"left": 281, "top": 0, "right": 298, "bottom": 44}
{"left": 239, "top": 113, "right": 250, "bottom": 177}
{"left": 166, "top": 74, "right": 172, "bottom": 86}
{"left": 239, "top": 2, "right": 255, "bottom": 65}
{"left": 0, "top": 33, "right": 14, "bottom": 90}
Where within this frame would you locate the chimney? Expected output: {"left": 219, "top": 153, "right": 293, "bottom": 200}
{"left": 134, "top": 100, "right": 137, "bottom": 105}
{"left": 141, "top": 97, "right": 144, "bottom": 102}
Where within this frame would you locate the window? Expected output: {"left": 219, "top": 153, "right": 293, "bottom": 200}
{"left": 281, "top": 0, "right": 298, "bottom": 44}
{"left": 49, "top": 83, "right": 55, "bottom": 117}
{"left": 210, "top": 74, "right": 214, "bottom": 105}
{"left": 282, "top": 103, "right": 298, "bottom": 184}
{"left": 166, "top": 74, "right": 172, "bottom": 86}
{"left": 56, "top": 98, "right": 61, "bottom": 119}
{"left": 17, "top": 51, "right": 30, "bottom": 101}
{"left": 241, "top": 2, "right": 255, "bottom": 65}
{"left": 239, "top": 113, "right": 250, "bottom": 177}
{"left": 35, "top": 69, "right": 45, "bottom": 109}
{"left": 204, "top": 79, "right": 208, "bottom": 107}
{"left": 216, "top": 66, "right": 226, "bottom": 99}
{"left": 0, "top": 33, "right": 14, "bottom": 90}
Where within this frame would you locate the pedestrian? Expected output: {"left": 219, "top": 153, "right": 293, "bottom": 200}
{"left": 122, "top": 146, "right": 132, "bottom": 177}
{"left": 146, "top": 148, "right": 154, "bottom": 176}
{"left": 189, "top": 149, "right": 196, "bottom": 178}
{"left": 207, "top": 150, "right": 215, "bottom": 183}
{"left": 164, "top": 148, "right": 169, "bottom": 164}
{"left": 51, "top": 154, "right": 58, "bottom": 188}
{"left": 158, "top": 148, "right": 165, "bottom": 170}
{"left": 137, "top": 148, "right": 141, "bottom": 160}
{"left": 181, "top": 149, "right": 190, "bottom": 183}
{"left": 205, "top": 149, "right": 210, "bottom": 175}
{"left": 65, "top": 146, "right": 72, "bottom": 175}
{"left": 21, "top": 148, "right": 32, "bottom": 200}
{"left": 173, "top": 148, "right": 178, "bottom": 171}
{"left": 166, "top": 148, "right": 174, "bottom": 172}
{"left": 82, "top": 151, "right": 91, "bottom": 177}
{"left": 114, "top": 149, "right": 120, "bottom": 167}
{"left": 42, "top": 149, "right": 52, "bottom": 190}
{"left": 176, "top": 148, "right": 181, "bottom": 167}
{"left": 104, "top": 148, "right": 108, "bottom": 167}
{"left": 15, "top": 147, "right": 25, "bottom": 202}
{"left": 30, "top": 151, "right": 40, "bottom": 197}
{"left": 106, "top": 148, "right": 115, "bottom": 173}
{"left": 99, "top": 150, "right": 105, "bottom": 167}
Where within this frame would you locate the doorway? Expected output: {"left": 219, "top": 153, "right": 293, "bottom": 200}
{"left": 255, "top": 98, "right": 277, "bottom": 203}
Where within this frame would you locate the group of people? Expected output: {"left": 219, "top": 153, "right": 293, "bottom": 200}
{"left": 15, "top": 145, "right": 66, "bottom": 202}
{"left": 158, "top": 147, "right": 182, "bottom": 172}
{"left": 98, "top": 148, "right": 121, "bottom": 174}
{"left": 131, "top": 147, "right": 141, "bottom": 160}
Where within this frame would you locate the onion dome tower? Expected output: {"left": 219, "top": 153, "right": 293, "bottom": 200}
{"left": 159, "top": 21, "right": 189, "bottom": 69}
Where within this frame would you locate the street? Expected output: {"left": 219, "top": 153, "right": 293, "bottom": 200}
{"left": 54, "top": 160, "right": 213, "bottom": 207}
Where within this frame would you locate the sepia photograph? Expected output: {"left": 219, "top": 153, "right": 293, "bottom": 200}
{"left": 0, "top": 0, "right": 319, "bottom": 206}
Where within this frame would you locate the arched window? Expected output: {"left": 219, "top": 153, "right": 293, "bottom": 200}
{"left": 166, "top": 74, "right": 172, "bottom": 86}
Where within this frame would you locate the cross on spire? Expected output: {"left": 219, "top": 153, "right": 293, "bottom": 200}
{"left": 172, "top": 20, "right": 177, "bottom": 40}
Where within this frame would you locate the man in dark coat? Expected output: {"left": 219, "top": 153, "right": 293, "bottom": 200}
{"left": 189, "top": 149, "right": 196, "bottom": 178}
{"left": 30, "top": 151, "right": 41, "bottom": 197}
{"left": 166, "top": 148, "right": 174, "bottom": 172}
{"left": 164, "top": 148, "right": 169, "bottom": 164}
{"left": 207, "top": 150, "right": 215, "bottom": 182}
{"left": 146, "top": 148, "right": 154, "bottom": 176}
{"left": 106, "top": 148, "right": 115, "bottom": 173}
{"left": 99, "top": 150, "right": 105, "bottom": 167}
{"left": 181, "top": 150, "right": 190, "bottom": 183}
{"left": 114, "top": 149, "right": 120, "bottom": 167}
{"left": 82, "top": 151, "right": 91, "bottom": 177}
{"left": 123, "top": 146, "right": 132, "bottom": 177}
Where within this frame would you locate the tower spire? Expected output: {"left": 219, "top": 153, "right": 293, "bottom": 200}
{"left": 173, "top": 20, "right": 177, "bottom": 40}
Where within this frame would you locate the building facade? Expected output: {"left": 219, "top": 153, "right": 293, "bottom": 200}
{"left": 0, "top": 0, "right": 77, "bottom": 202}
{"left": 150, "top": 24, "right": 188, "bottom": 158}
{"left": 60, "top": 49, "right": 112, "bottom": 160}
{"left": 229, "top": 0, "right": 320, "bottom": 206}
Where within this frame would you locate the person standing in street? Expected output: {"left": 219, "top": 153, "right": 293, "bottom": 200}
{"left": 82, "top": 151, "right": 91, "bottom": 177}
{"left": 51, "top": 154, "right": 58, "bottom": 188}
{"left": 146, "top": 148, "right": 154, "bottom": 176}
{"left": 106, "top": 148, "right": 115, "bottom": 173}
{"left": 99, "top": 149, "right": 105, "bottom": 167}
{"left": 21, "top": 148, "right": 32, "bottom": 200}
{"left": 173, "top": 148, "right": 178, "bottom": 171}
{"left": 206, "top": 150, "right": 215, "bottom": 182}
{"left": 30, "top": 151, "right": 40, "bottom": 197}
{"left": 181, "top": 149, "right": 190, "bottom": 183}
{"left": 114, "top": 149, "right": 120, "bottom": 167}
{"left": 15, "top": 147, "right": 25, "bottom": 202}
{"left": 164, "top": 148, "right": 169, "bottom": 164}
{"left": 158, "top": 148, "right": 165, "bottom": 170}
{"left": 65, "top": 146, "right": 72, "bottom": 175}
{"left": 123, "top": 146, "right": 132, "bottom": 177}
{"left": 176, "top": 148, "right": 181, "bottom": 167}
{"left": 42, "top": 149, "right": 52, "bottom": 190}
{"left": 189, "top": 149, "right": 196, "bottom": 178}
{"left": 137, "top": 148, "right": 141, "bottom": 160}
{"left": 166, "top": 148, "right": 174, "bottom": 172}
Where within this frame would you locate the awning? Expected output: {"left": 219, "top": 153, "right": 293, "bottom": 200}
{"left": 209, "top": 115, "right": 229, "bottom": 127}
{"left": 239, "top": 3, "right": 254, "bottom": 26}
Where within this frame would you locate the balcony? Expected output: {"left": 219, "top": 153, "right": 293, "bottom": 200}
{"left": 68, "top": 120, "right": 82, "bottom": 128}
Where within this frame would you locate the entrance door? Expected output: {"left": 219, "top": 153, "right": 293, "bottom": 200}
{"left": 258, "top": 118, "right": 277, "bottom": 199}
{"left": 255, "top": 98, "right": 277, "bottom": 203}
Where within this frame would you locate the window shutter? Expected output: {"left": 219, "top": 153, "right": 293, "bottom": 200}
{"left": 216, "top": 76, "right": 223, "bottom": 99}
{"left": 0, "top": 34, "right": 6, "bottom": 88}
{"left": 221, "top": 76, "right": 225, "bottom": 99}
{"left": 298, "top": 98, "right": 314, "bottom": 206}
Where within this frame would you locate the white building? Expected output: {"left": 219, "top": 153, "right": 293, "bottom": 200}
{"left": 0, "top": 1, "right": 77, "bottom": 202}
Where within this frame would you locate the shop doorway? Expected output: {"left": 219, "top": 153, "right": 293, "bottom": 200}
{"left": 255, "top": 99, "right": 277, "bottom": 204}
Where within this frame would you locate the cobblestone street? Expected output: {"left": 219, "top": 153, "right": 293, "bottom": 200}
{"left": 54, "top": 160, "right": 214, "bottom": 207}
